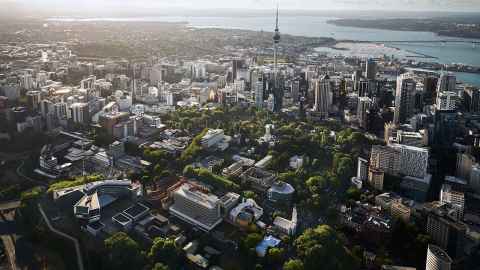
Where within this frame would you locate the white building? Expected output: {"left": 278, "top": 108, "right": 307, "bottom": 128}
{"left": 436, "top": 91, "right": 459, "bottom": 111}
{"left": 169, "top": 183, "right": 222, "bottom": 232}
{"left": 200, "top": 129, "right": 231, "bottom": 151}
{"left": 440, "top": 184, "right": 465, "bottom": 219}
{"left": 70, "top": 102, "right": 89, "bottom": 124}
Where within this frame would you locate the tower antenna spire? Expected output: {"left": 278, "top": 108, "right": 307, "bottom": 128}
{"left": 275, "top": 4, "right": 279, "bottom": 31}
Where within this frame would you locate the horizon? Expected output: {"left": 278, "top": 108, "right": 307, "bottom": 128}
{"left": 1, "top": 0, "right": 480, "bottom": 18}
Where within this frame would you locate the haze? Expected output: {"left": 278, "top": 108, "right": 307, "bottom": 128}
{"left": 1, "top": 0, "right": 480, "bottom": 18}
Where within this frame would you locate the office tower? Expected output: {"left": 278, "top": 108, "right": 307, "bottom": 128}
{"left": 456, "top": 153, "right": 475, "bottom": 180}
{"left": 26, "top": 90, "right": 42, "bottom": 111}
{"left": 470, "top": 164, "right": 480, "bottom": 194}
{"left": 463, "top": 86, "right": 480, "bottom": 113}
{"left": 357, "top": 79, "right": 369, "bottom": 97}
{"left": 357, "top": 157, "right": 368, "bottom": 181}
{"left": 80, "top": 75, "right": 96, "bottom": 90}
{"left": 352, "top": 69, "right": 362, "bottom": 88}
{"left": 440, "top": 184, "right": 465, "bottom": 219}
{"left": 70, "top": 103, "right": 89, "bottom": 124}
{"left": 20, "top": 73, "right": 34, "bottom": 90}
{"left": 426, "top": 245, "right": 452, "bottom": 270}
{"left": 427, "top": 210, "right": 466, "bottom": 259}
{"left": 169, "top": 183, "right": 222, "bottom": 232}
{"left": 436, "top": 91, "right": 459, "bottom": 111}
{"left": 255, "top": 80, "right": 264, "bottom": 108}
{"left": 437, "top": 73, "right": 456, "bottom": 92}
{"left": 394, "top": 74, "right": 416, "bottom": 125}
{"left": 357, "top": 97, "right": 372, "bottom": 129}
{"left": 365, "top": 58, "right": 377, "bottom": 80}
{"left": 433, "top": 111, "right": 457, "bottom": 147}
{"left": 370, "top": 145, "right": 400, "bottom": 175}
{"left": 393, "top": 144, "right": 429, "bottom": 178}
{"left": 272, "top": 6, "right": 283, "bottom": 112}
{"left": 313, "top": 75, "right": 332, "bottom": 118}
{"left": 424, "top": 76, "right": 438, "bottom": 105}
{"left": 291, "top": 79, "right": 300, "bottom": 102}
{"left": 384, "top": 122, "right": 398, "bottom": 144}
{"left": 368, "top": 167, "right": 384, "bottom": 191}
{"left": 231, "top": 59, "right": 244, "bottom": 83}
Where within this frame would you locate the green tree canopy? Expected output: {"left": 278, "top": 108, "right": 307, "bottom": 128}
{"left": 294, "top": 225, "right": 357, "bottom": 270}
{"left": 283, "top": 259, "right": 304, "bottom": 270}
{"left": 104, "top": 232, "right": 144, "bottom": 270}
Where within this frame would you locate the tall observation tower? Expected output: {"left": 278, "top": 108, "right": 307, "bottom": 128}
{"left": 272, "top": 6, "right": 283, "bottom": 112}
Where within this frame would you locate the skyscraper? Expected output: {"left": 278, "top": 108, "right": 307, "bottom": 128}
{"left": 394, "top": 73, "right": 416, "bottom": 125}
{"left": 436, "top": 91, "right": 459, "bottom": 111}
{"left": 365, "top": 58, "right": 377, "bottom": 80}
{"left": 313, "top": 75, "right": 332, "bottom": 119}
{"left": 437, "top": 73, "right": 456, "bottom": 93}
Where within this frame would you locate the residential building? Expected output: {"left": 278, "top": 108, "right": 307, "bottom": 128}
{"left": 426, "top": 245, "right": 452, "bottom": 270}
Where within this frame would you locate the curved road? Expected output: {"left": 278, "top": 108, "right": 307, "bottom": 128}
{"left": 37, "top": 204, "right": 84, "bottom": 270}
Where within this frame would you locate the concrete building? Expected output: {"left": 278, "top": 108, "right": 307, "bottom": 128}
{"left": 357, "top": 157, "right": 369, "bottom": 182}
{"left": 365, "top": 58, "right": 377, "bottom": 80}
{"left": 169, "top": 183, "right": 222, "bottom": 232}
{"left": 426, "top": 245, "right": 452, "bottom": 270}
{"left": 390, "top": 201, "right": 411, "bottom": 222}
{"left": 440, "top": 184, "right": 465, "bottom": 219}
{"left": 436, "top": 91, "right": 459, "bottom": 111}
{"left": 70, "top": 102, "right": 89, "bottom": 124}
{"left": 437, "top": 73, "right": 456, "bottom": 92}
{"left": 394, "top": 74, "right": 416, "bottom": 125}
{"left": 470, "top": 163, "right": 480, "bottom": 194}
{"left": 267, "top": 181, "right": 295, "bottom": 202}
{"left": 456, "top": 153, "right": 475, "bottom": 181}
{"left": 312, "top": 75, "right": 332, "bottom": 118}
{"left": 370, "top": 145, "right": 400, "bottom": 176}
{"left": 392, "top": 144, "right": 429, "bottom": 179}
{"left": 368, "top": 167, "right": 385, "bottom": 191}
{"left": 426, "top": 207, "right": 466, "bottom": 259}
{"left": 357, "top": 96, "right": 372, "bottom": 129}
{"left": 200, "top": 129, "right": 231, "bottom": 151}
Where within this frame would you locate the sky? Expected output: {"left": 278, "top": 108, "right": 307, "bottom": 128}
{"left": 1, "top": 0, "right": 480, "bottom": 15}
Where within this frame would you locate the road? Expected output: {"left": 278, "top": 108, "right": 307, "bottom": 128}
{"left": 37, "top": 204, "right": 84, "bottom": 270}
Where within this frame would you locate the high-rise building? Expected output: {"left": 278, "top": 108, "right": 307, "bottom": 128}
{"left": 357, "top": 157, "right": 369, "bottom": 181}
{"left": 394, "top": 74, "right": 416, "bottom": 125}
{"left": 440, "top": 184, "right": 465, "bottom": 219}
{"left": 313, "top": 75, "right": 332, "bottom": 118}
{"left": 26, "top": 90, "right": 42, "bottom": 111}
{"left": 169, "top": 183, "right": 222, "bottom": 232}
{"left": 436, "top": 91, "right": 459, "bottom": 111}
{"left": 368, "top": 167, "right": 384, "bottom": 191}
{"left": 423, "top": 76, "right": 438, "bottom": 105}
{"left": 70, "top": 102, "right": 89, "bottom": 124}
{"left": 392, "top": 144, "right": 429, "bottom": 178}
{"left": 426, "top": 245, "right": 452, "bottom": 270}
{"left": 370, "top": 144, "right": 429, "bottom": 178}
{"left": 365, "top": 58, "right": 377, "bottom": 80}
{"left": 456, "top": 153, "right": 475, "bottom": 180}
{"left": 255, "top": 80, "right": 264, "bottom": 108}
{"left": 470, "top": 164, "right": 480, "bottom": 194}
{"left": 357, "top": 96, "right": 372, "bottom": 129}
{"left": 427, "top": 209, "right": 466, "bottom": 259}
{"left": 370, "top": 145, "right": 400, "bottom": 175}
{"left": 463, "top": 86, "right": 480, "bottom": 113}
{"left": 437, "top": 73, "right": 456, "bottom": 93}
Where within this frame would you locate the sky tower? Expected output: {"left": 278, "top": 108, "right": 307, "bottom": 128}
{"left": 272, "top": 5, "right": 283, "bottom": 112}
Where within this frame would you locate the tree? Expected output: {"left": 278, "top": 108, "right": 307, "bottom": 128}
{"left": 267, "top": 247, "right": 285, "bottom": 265}
{"left": 294, "top": 225, "right": 357, "bottom": 270}
{"left": 148, "top": 237, "right": 179, "bottom": 268}
{"left": 283, "top": 259, "right": 304, "bottom": 270}
{"left": 104, "top": 232, "right": 144, "bottom": 270}
{"left": 243, "top": 233, "right": 263, "bottom": 250}
{"left": 243, "top": 190, "right": 257, "bottom": 200}
{"left": 151, "top": 262, "right": 169, "bottom": 270}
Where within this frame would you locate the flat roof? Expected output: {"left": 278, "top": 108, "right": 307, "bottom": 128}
{"left": 123, "top": 203, "right": 150, "bottom": 219}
